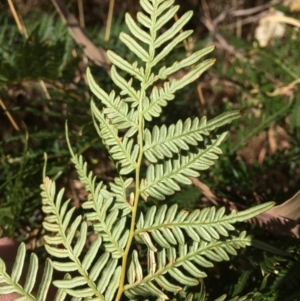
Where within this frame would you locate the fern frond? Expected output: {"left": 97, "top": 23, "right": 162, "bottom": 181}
{"left": 0, "top": 243, "right": 53, "bottom": 301}
{"left": 110, "top": 65, "right": 139, "bottom": 102}
{"left": 66, "top": 126, "right": 133, "bottom": 216}
{"left": 28, "top": 0, "right": 273, "bottom": 299}
{"left": 87, "top": 68, "right": 138, "bottom": 133}
{"left": 107, "top": 51, "right": 144, "bottom": 81}
{"left": 106, "top": 176, "right": 133, "bottom": 215}
{"left": 135, "top": 202, "right": 274, "bottom": 248}
{"left": 82, "top": 192, "right": 129, "bottom": 258}
{"left": 143, "top": 59, "right": 215, "bottom": 121}
{"left": 66, "top": 127, "right": 104, "bottom": 202}
{"left": 41, "top": 177, "right": 120, "bottom": 299}
{"left": 155, "top": 45, "right": 215, "bottom": 81}
{"left": 54, "top": 259, "right": 121, "bottom": 301}
{"left": 120, "top": 32, "right": 149, "bottom": 62}
{"left": 91, "top": 100, "right": 139, "bottom": 175}
{"left": 125, "top": 232, "right": 252, "bottom": 299}
{"left": 141, "top": 132, "right": 227, "bottom": 200}
{"left": 144, "top": 110, "right": 242, "bottom": 162}
{"left": 125, "top": 14, "right": 152, "bottom": 45}
{"left": 154, "top": 11, "right": 192, "bottom": 49}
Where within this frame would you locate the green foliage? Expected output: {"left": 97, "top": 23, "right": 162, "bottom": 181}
{"left": 0, "top": 13, "right": 77, "bottom": 83}
{"left": 0, "top": 12, "right": 99, "bottom": 235}
{"left": 218, "top": 243, "right": 300, "bottom": 301}
{"left": 206, "top": 7, "right": 300, "bottom": 203}
{"left": 0, "top": 0, "right": 274, "bottom": 300}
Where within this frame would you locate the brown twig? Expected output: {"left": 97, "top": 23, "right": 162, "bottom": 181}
{"left": 77, "top": 0, "right": 85, "bottom": 28}
{"left": 7, "top": 0, "right": 28, "bottom": 37}
{"left": 105, "top": 0, "right": 115, "bottom": 42}
{"left": 0, "top": 98, "right": 20, "bottom": 132}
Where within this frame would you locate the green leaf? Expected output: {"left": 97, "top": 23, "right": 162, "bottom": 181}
{"left": 156, "top": 0, "right": 175, "bottom": 17}
{"left": 107, "top": 50, "right": 144, "bottom": 81}
{"left": 54, "top": 276, "right": 86, "bottom": 289}
{"left": 36, "top": 259, "right": 53, "bottom": 301}
{"left": 89, "top": 252, "right": 110, "bottom": 281}
{"left": 87, "top": 68, "right": 138, "bottom": 131}
{"left": 11, "top": 243, "right": 26, "bottom": 283}
{"left": 125, "top": 233, "right": 252, "bottom": 298}
{"left": 0, "top": 286, "right": 16, "bottom": 295}
{"left": 140, "top": 0, "right": 154, "bottom": 15}
{"left": 73, "top": 221, "right": 88, "bottom": 257}
{"left": 143, "top": 59, "right": 215, "bottom": 121}
{"left": 23, "top": 254, "right": 39, "bottom": 294}
{"left": 105, "top": 266, "right": 121, "bottom": 301}
{"left": 91, "top": 100, "right": 138, "bottom": 175}
{"left": 136, "top": 202, "right": 274, "bottom": 249}
{"left": 81, "top": 236, "right": 102, "bottom": 271}
{"left": 141, "top": 133, "right": 227, "bottom": 200}
{"left": 137, "top": 12, "right": 152, "bottom": 28}
{"left": 51, "top": 261, "right": 78, "bottom": 272}
{"left": 151, "top": 30, "right": 193, "bottom": 67}
{"left": 155, "top": 5, "right": 180, "bottom": 31}
{"left": 144, "top": 111, "right": 242, "bottom": 162}
{"left": 172, "top": 59, "right": 216, "bottom": 90}
{"left": 154, "top": 11, "right": 193, "bottom": 48}
{"left": 156, "top": 45, "right": 215, "bottom": 80}
{"left": 96, "top": 259, "right": 119, "bottom": 294}
{"left": 120, "top": 32, "right": 149, "bottom": 62}
{"left": 125, "top": 13, "right": 152, "bottom": 44}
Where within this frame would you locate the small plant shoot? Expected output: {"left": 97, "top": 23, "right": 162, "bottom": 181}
{"left": 0, "top": 0, "right": 274, "bottom": 300}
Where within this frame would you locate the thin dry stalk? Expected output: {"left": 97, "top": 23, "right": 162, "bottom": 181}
{"left": 0, "top": 98, "right": 20, "bottom": 132}
{"left": 7, "top": 0, "right": 28, "bottom": 37}
{"left": 105, "top": 0, "right": 115, "bottom": 42}
{"left": 78, "top": 0, "right": 85, "bottom": 27}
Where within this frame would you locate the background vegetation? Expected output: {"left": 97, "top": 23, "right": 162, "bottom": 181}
{"left": 0, "top": 0, "right": 299, "bottom": 300}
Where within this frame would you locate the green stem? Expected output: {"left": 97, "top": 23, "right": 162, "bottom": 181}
{"left": 114, "top": 119, "right": 144, "bottom": 300}
{"left": 114, "top": 65, "right": 151, "bottom": 301}
{"left": 115, "top": 3, "right": 157, "bottom": 299}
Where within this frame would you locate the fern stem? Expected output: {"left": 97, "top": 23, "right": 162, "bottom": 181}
{"left": 115, "top": 109, "right": 144, "bottom": 301}
{"left": 115, "top": 41, "right": 152, "bottom": 301}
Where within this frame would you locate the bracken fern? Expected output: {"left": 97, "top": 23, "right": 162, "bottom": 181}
{"left": 0, "top": 0, "right": 274, "bottom": 300}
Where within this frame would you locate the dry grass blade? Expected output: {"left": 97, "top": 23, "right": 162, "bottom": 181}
{"left": 0, "top": 98, "right": 20, "bottom": 132}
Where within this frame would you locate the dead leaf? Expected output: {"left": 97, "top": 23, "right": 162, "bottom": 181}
{"left": 237, "top": 131, "right": 267, "bottom": 165}
{"left": 290, "top": 2, "right": 300, "bottom": 11}
{"left": 267, "top": 190, "right": 300, "bottom": 221}
{"left": 255, "top": 9, "right": 285, "bottom": 47}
